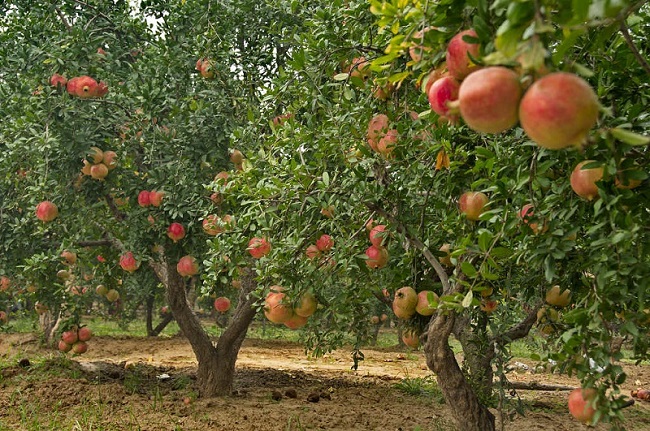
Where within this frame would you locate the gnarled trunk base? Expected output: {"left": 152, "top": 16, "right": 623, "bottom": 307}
{"left": 424, "top": 313, "right": 496, "bottom": 431}
{"left": 152, "top": 259, "right": 257, "bottom": 397}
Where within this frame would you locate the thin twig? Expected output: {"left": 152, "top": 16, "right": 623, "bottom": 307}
{"left": 54, "top": 6, "right": 72, "bottom": 32}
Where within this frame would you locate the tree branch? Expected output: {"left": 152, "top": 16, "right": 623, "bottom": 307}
{"left": 104, "top": 194, "right": 127, "bottom": 221}
{"left": 76, "top": 239, "right": 112, "bottom": 247}
{"left": 365, "top": 201, "right": 453, "bottom": 295}
{"left": 619, "top": 19, "right": 650, "bottom": 75}
{"left": 54, "top": 6, "right": 72, "bottom": 32}
{"left": 491, "top": 302, "right": 543, "bottom": 346}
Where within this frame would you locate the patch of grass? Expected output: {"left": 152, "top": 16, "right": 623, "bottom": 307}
{"left": 394, "top": 376, "right": 445, "bottom": 404}
{"left": 285, "top": 414, "right": 306, "bottom": 431}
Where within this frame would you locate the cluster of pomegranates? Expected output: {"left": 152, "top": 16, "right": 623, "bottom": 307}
{"left": 305, "top": 234, "right": 335, "bottom": 269}
{"left": 50, "top": 73, "right": 108, "bottom": 99}
{"left": 390, "top": 286, "right": 440, "bottom": 349}
{"left": 81, "top": 146, "right": 118, "bottom": 181}
{"left": 420, "top": 28, "right": 641, "bottom": 200}
{"left": 263, "top": 285, "right": 317, "bottom": 330}
{"left": 364, "top": 222, "right": 389, "bottom": 269}
{"left": 58, "top": 326, "right": 93, "bottom": 355}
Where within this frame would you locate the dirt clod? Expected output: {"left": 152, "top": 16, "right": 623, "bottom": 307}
{"left": 285, "top": 388, "right": 297, "bottom": 398}
{"left": 271, "top": 390, "right": 283, "bottom": 401}
{"left": 307, "top": 392, "right": 320, "bottom": 403}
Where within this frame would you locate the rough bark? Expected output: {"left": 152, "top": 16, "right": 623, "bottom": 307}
{"left": 39, "top": 308, "right": 61, "bottom": 346}
{"left": 151, "top": 260, "right": 257, "bottom": 397}
{"left": 424, "top": 312, "right": 496, "bottom": 431}
{"left": 453, "top": 313, "right": 494, "bottom": 402}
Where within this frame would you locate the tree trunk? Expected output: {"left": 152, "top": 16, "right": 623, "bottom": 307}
{"left": 151, "top": 259, "right": 257, "bottom": 397}
{"left": 369, "top": 322, "right": 381, "bottom": 346}
{"left": 454, "top": 313, "right": 494, "bottom": 401}
{"left": 145, "top": 293, "right": 154, "bottom": 336}
{"left": 149, "top": 313, "right": 174, "bottom": 337}
{"left": 39, "top": 308, "right": 61, "bottom": 347}
{"left": 424, "top": 312, "right": 496, "bottom": 431}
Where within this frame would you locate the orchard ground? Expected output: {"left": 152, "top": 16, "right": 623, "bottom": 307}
{"left": 1, "top": 321, "right": 649, "bottom": 431}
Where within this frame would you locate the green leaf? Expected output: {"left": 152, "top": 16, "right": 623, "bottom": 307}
{"left": 461, "top": 261, "right": 478, "bottom": 278}
{"left": 461, "top": 290, "right": 474, "bottom": 308}
{"left": 478, "top": 231, "right": 492, "bottom": 252}
{"left": 610, "top": 128, "right": 650, "bottom": 146}
{"left": 333, "top": 73, "right": 349, "bottom": 81}
{"left": 322, "top": 171, "right": 330, "bottom": 187}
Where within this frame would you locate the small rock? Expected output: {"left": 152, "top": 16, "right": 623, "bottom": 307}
{"left": 18, "top": 358, "right": 31, "bottom": 368}
{"left": 285, "top": 388, "right": 298, "bottom": 398}
{"left": 271, "top": 390, "right": 283, "bottom": 401}
{"left": 307, "top": 392, "right": 320, "bottom": 403}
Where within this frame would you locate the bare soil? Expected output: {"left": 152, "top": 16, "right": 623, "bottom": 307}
{"left": 1, "top": 332, "right": 649, "bottom": 430}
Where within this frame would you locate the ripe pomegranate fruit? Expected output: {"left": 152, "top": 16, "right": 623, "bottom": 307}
{"left": 102, "top": 151, "right": 118, "bottom": 170}
{"left": 138, "top": 190, "right": 151, "bottom": 207}
{"left": 316, "top": 234, "right": 334, "bottom": 252}
{"left": 458, "top": 66, "right": 522, "bottom": 134}
{"left": 50, "top": 73, "right": 67, "bottom": 88}
{"left": 519, "top": 72, "right": 599, "bottom": 150}
{"left": 365, "top": 245, "right": 389, "bottom": 269}
{"left": 377, "top": 129, "right": 398, "bottom": 157}
{"left": 392, "top": 286, "right": 418, "bottom": 319}
{"left": 72, "top": 341, "right": 88, "bottom": 354}
{"left": 305, "top": 244, "right": 321, "bottom": 260}
{"left": 438, "top": 243, "right": 452, "bottom": 267}
{"left": 446, "top": 29, "right": 481, "bottom": 80}
{"left": 367, "top": 114, "right": 389, "bottom": 152}
{"left": 402, "top": 330, "right": 421, "bottom": 349}
{"left": 213, "top": 297, "right": 231, "bottom": 313}
{"left": 78, "top": 327, "right": 92, "bottom": 342}
{"left": 90, "top": 163, "right": 109, "bottom": 180}
{"left": 264, "top": 289, "right": 294, "bottom": 324}
{"left": 35, "top": 201, "right": 58, "bottom": 222}
{"left": 415, "top": 290, "right": 438, "bottom": 316}
{"left": 177, "top": 255, "right": 199, "bottom": 277}
{"left": 119, "top": 252, "right": 139, "bottom": 273}
{"left": 58, "top": 340, "right": 72, "bottom": 352}
{"left": 149, "top": 190, "right": 164, "bottom": 207}
{"left": 230, "top": 149, "right": 244, "bottom": 164}
{"left": 86, "top": 147, "right": 103, "bottom": 164}
{"left": 61, "top": 329, "right": 78, "bottom": 345}
{"left": 284, "top": 314, "right": 309, "bottom": 330}
{"left": 60, "top": 250, "right": 77, "bottom": 266}
{"left": 459, "top": 191, "right": 488, "bottom": 221}
{"left": 105, "top": 289, "right": 120, "bottom": 302}
{"left": 519, "top": 204, "right": 547, "bottom": 234}
{"left": 427, "top": 75, "right": 460, "bottom": 119}
{"left": 202, "top": 215, "right": 223, "bottom": 236}
{"left": 570, "top": 160, "right": 603, "bottom": 201}
{"left": 167, "top": 222, "right": 186, "bottom": 242}
{"left": 545, "top": 285, "right": 572, "bottom": 308}
{"left": 480, "top": 299, "right": 498, "bottom": 313}
{"left": 369, "top": 225, "right": 388, "bottom": 247}
{"left": 294, "top": 292, "right": 317, "bottom": 318}
{"left": 348, "top": 56, "right": 370, "bottom": 80}
{"left": 248, "top": 237, "right": 271, "bottom": 259}
{"left": 196, "top": 58, "right": 216, "bottom": 78}
{"left": 214, "top": 171, "right": 230, "bottom": 184}
{"left": 67, "top": 75, "right": 107, "bottom": 98}
{"left": 568, "top": 388, "right": 598, "bottom": 424}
